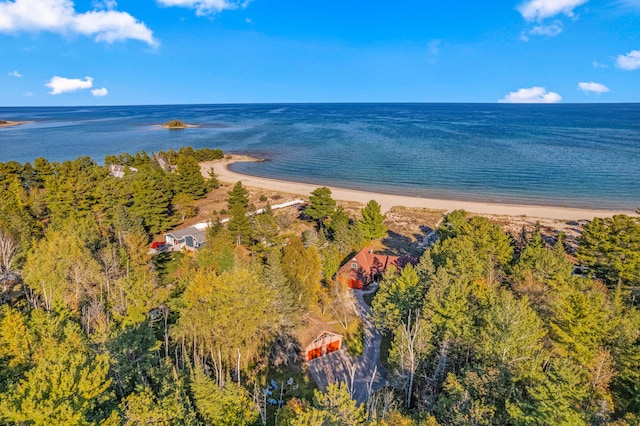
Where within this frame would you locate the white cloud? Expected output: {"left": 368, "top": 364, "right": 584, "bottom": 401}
{"left": 529, "top": 21, "right": 563, "bottom": 36}
{"left": 91, "top": 87, "right": 108, "bottom": 96}
{"left": 0, "top": 0, "right": 156, "bottom": 46}
{"left": 157, "top": 0, "right": 250, "bottom": 16}
{"left": 616, "top": 50, "right": 640, "bottom": 70}
{"left": 592, "top": 60, "right": 607, "bottom": 69}
{"left": 45, "top": 75, "right": 93, "bottom": 95}
{"left": 518, "top": 0, "right": 588, "bottom": 21}
{"left": 8, "top": 70, "right": 22, "bottom": 77}
{"left": 499, "top": 86, "right": 562, "bottom": 103}
{"left": 25, "top": 91, "right": 33, "bottom": 96}
{"left": 93, "top": 0, "right": 117, "bottom": 9}
{"left": 578, "top": 81, "right": 610, "bottom": 94}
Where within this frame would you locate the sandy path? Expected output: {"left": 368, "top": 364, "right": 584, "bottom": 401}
{"left": 200, "top": 155, "right": 635, "bottom": 221}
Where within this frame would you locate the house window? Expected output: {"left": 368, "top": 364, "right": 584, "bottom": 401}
{"left": 351, "top": 263, "right": 358, "bottom": 269}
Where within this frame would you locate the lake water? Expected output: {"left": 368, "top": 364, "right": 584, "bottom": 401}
{"left": 1, "top": 103, "right": 639, "bottom": 210}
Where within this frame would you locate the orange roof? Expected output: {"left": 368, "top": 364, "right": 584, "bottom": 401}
{"left": 337, "top": 248, "right": 415, "bottom": 288}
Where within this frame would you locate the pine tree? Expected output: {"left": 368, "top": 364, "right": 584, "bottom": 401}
{"left": 305, "top": 187, "right": 336, "bottom": 227}
{"left": 359, "top": 199, "right": 387, "bottom": 240}
{"left": 173, "top": 154, "right": 207, "bottom": 199}
{"left": 129, "top": 164, "right": 174, "bottom": 235}
{"left": 227, "top": 182, "right": 252, "bottom": 246}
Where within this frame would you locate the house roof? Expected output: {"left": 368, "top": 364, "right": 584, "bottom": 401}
{"left": 337, "top": 247, "right": 417, "bottom": 284}
{"left": 297, "top": 313, "right": 342, "bottom": 349}
{"left": 166, "top": 226, "right": 207, "bottom": 243}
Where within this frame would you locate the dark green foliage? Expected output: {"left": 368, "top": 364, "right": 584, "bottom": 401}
{"left": 1, "top": 150, "right": 640, "bottom": 426}
{"left": 129, "top": 164, "right": 174, "bottom": 235}
{"left": 305, "top": 186, "right": 336, "bottom": 226}
{"left": 360, "top": 199, "right": 387, "bottom": 240}
{"left": 104, "top": 151, "right": 151, "bottom": 168}
{"left": 577, "top": 215, "right": 640, "bottom": 288}
{"left": 227, "top": 181, "right": 252, "bottom": 245}
{"left": 172, "top": 154, "right": 207, "bottom": 199}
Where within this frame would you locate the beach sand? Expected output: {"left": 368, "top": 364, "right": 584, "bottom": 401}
{"left": 0, "top": 121, "right": 29, "bottom": 128}
{"left": 200, "top": 155, "right": 635, "bottom": 222}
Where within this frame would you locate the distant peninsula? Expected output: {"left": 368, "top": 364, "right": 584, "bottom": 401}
{"left": 0, "top": 120, "right": 28, "bottom": 127}
{"left": 160, "top": 119, "right": 197, "bottom": 129}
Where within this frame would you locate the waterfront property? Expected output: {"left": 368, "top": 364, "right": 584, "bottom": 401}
{"left": 337, "top": 247, "right": 417, "bottom": 289}
{"left": 108, "top": 164, "right": 137, "bottom": 178}
{"left": 165, "top": 224, "right": 207, "bottom": 251}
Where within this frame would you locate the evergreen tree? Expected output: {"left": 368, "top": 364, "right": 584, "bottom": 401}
{"left": 227, "top": 182, "right": 252, "bottom": 246}
{"left": 360, "top": 199, "right": 388, "bottom": 240}
{"left": 173, "top": 154, "right": 207, "bottom": 199}
{"left": 305, "top": 187, "right": 336, "bottom": 227}
{"left": 129, "top": 164, "right": 174, "bottom": 235}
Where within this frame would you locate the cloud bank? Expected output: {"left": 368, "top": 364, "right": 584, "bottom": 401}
{"left": 0, "top": 0, "right": 156, "bottom": 46}
{"left": 518, "top": 0, "right": 588, "bottom": 21}
{"left": 45, "top": 75, "right": 93, "bottom": 95}
{"left": 578, "top": 81, "right": 610, "bottom": 94}
{"left": 156, "top": 0, "right": 250, "bottom": 16}
{"left": 91, "top": 87, "right": 108, "bottom": 97}
{"left": 499, "top": 86, "right": 562, "bottom": 103}
{"left": 616, "top": 50, "right": 640, "bottom": 70}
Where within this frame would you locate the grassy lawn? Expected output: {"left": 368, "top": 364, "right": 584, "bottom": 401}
{"left": 343, "top": 319, "right": 364, "bottom": 357}
{"left": 152, "top": 251, "right": 186, "bottom": 285}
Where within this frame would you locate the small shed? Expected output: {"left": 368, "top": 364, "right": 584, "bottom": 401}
{"left": 165, "top": 224, "right": 207, "bottom": 251}
{"left": 304, "top": 331, "right": 343, "bottom": 362}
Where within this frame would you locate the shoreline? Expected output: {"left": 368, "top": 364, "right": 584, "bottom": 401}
{"left": 158, "top": 123, "right": 199, "bottom": 129}
{"left": 0, "top": 121, "right": 29, "bottom": 128}
{"left": 200, "top": 155, "right": 636, "bottom": 221}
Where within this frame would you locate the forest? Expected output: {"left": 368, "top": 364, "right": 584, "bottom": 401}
{"left": 0, "top": 147, "right": 639, "bottom": 425}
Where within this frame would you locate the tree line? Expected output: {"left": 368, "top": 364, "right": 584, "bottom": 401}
{"left": 0, "top": 147, "right": 638, "bottom": 424}
{"left": 0, "top": 148, "right": 394, "bottom": 425}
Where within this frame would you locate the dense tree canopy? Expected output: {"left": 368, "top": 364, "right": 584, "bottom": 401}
{"left": 1, "top": 150, "right": 639, "bottom": 426}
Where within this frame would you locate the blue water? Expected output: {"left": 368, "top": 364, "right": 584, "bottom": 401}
{"left": 1, "top": 103, "right": 639, "bottom": 210}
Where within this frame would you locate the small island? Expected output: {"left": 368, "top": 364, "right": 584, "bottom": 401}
{"left": 160, "top": 119, "right": 197, "bottom": 129}
{"left": 0, "top": 120, "right": 28, "bottom": 128}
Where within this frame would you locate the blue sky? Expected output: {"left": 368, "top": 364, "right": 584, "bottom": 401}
{"left": 1, "top": 0, "right": 639, "bottom": 105}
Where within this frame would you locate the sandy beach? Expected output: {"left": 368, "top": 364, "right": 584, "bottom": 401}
{"left": 200, "top": 155, "right": 635, "bottom": 222}
{"left": 0, "top": 121, "right": 29, "bottom": 128}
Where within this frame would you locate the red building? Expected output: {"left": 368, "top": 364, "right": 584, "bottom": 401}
{"left": 304, "top": 331, "right": 343, "bottom": 361}
{"left": 336, "top": 248, "right": 416, "bottom": 289}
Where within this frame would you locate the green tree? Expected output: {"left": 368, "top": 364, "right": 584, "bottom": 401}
{"left": 207, "top": 166, "right": 221, "bottom": 189}
{"left": 173, "top": 154, "right": 207, "bottom": 199}
{"left": 577, "top": 215, "right": 640, "bottom": 288}
{"left": 227, "top": 182, "right": 252, "bottom": 246}
{"left": 282, "top": 236, "right": 324, "bottom": 308}
{"left": 0, "top": 313, "right": 114, "bottom": 425}
{"left": 290, "top": 383, "right": 366, "bottom": 426}
{"left": 191, "top": 366, "right": 259, "bottom": 425}
{"left": 372, "top": 265, "right": 426, "bottom": 332}
{"left": 173, "top": 192, "right": 198, "bottom": 222}
{"left": 360, "top": 199, "right": 388, "bottom": 240}
{"left": 306, "top": 187, "right": 336, "bottom": 227}
{"left": 129, "top": 164, "right": 174, "bottom": 235}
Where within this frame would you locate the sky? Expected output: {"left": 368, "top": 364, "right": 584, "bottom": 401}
{"left": 1, "top": 0, "right": 639, "bottom": 105}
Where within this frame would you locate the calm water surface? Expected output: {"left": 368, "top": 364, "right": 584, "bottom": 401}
{"left": 0, "top": 103, "right": 638, "bottom": 210}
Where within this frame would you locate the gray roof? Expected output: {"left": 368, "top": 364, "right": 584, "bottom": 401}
{"left": 166, "top": 226, "right": 207, "bottom": 243}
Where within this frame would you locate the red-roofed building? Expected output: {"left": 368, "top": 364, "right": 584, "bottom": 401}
{"left": 337, "top": 248, "right": 416, "bottom": 290}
